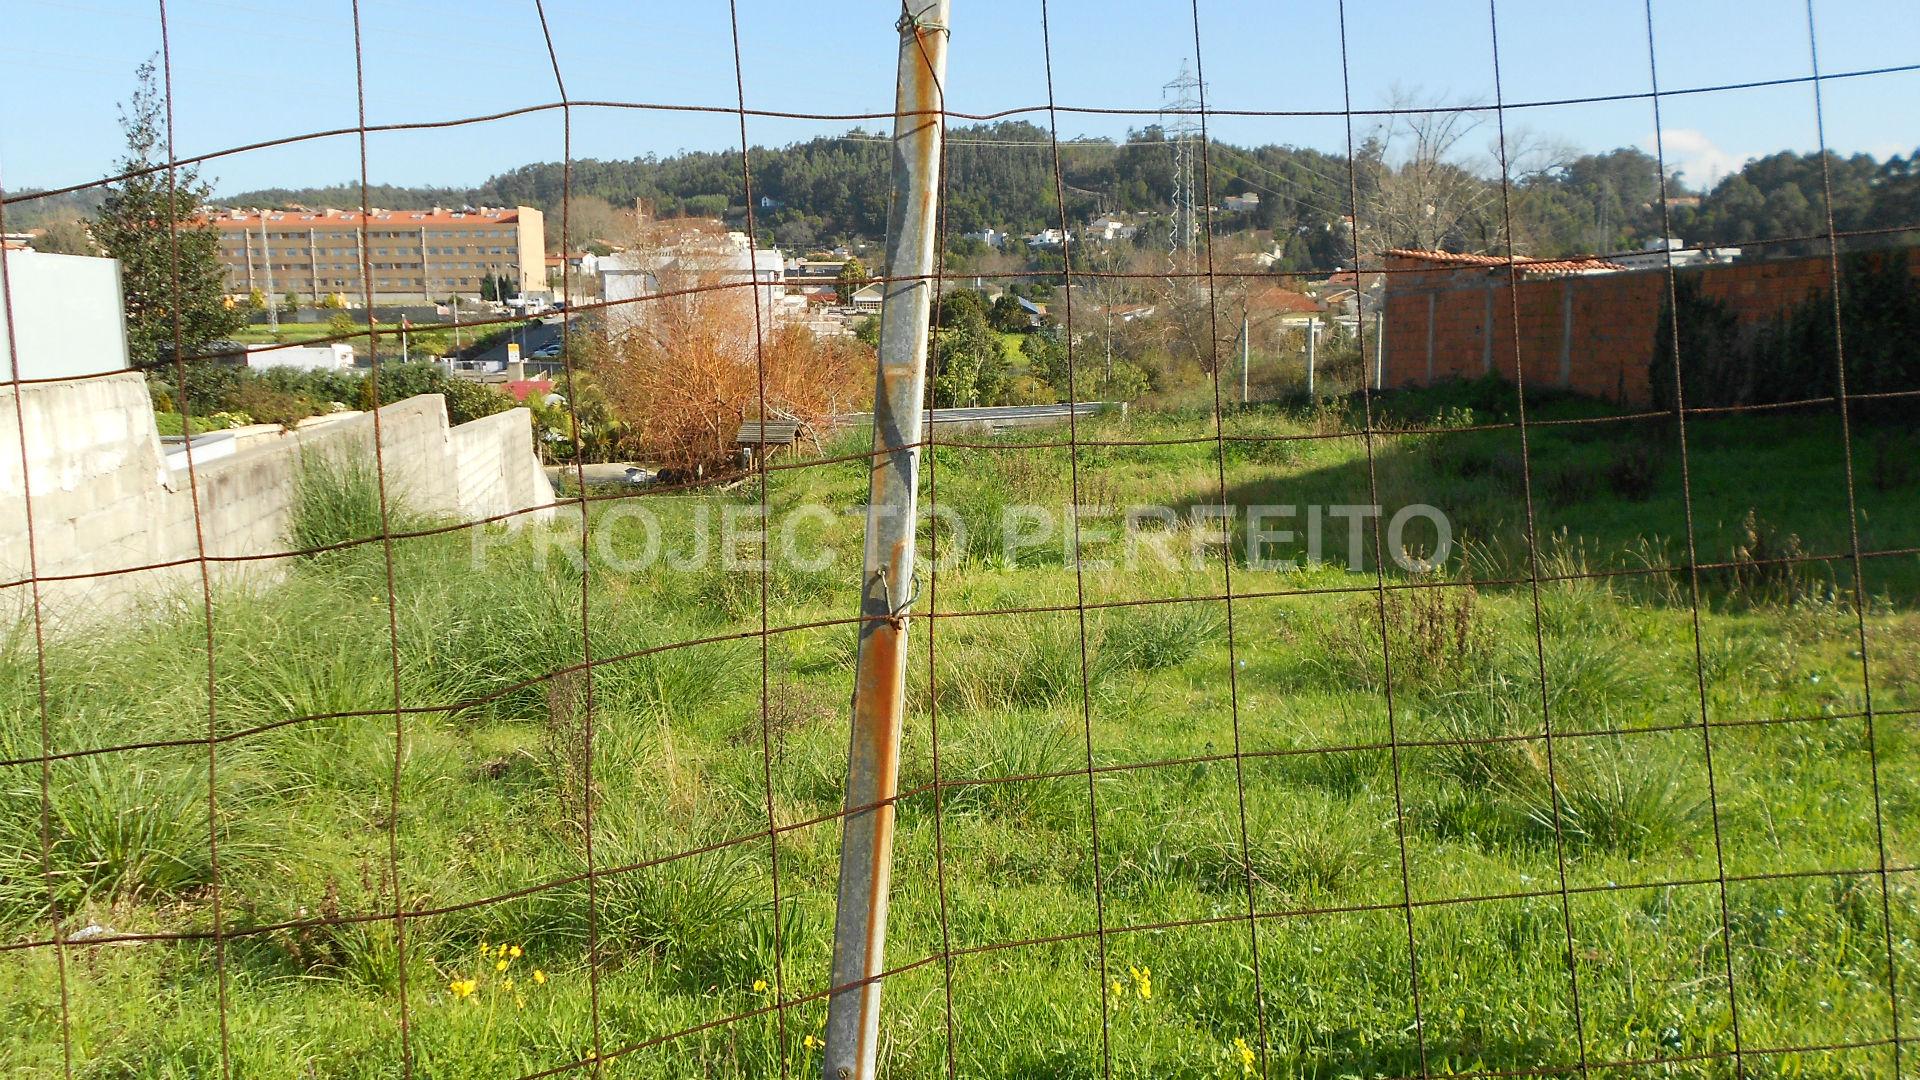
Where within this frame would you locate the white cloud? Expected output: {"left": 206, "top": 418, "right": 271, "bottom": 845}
{"left": 1643, "top": 128, "right": 1746, "bottom": 190}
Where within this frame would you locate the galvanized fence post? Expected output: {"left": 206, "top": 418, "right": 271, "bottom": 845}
{"left": 821, "top": 3, "right": 949, "bottom": 1078}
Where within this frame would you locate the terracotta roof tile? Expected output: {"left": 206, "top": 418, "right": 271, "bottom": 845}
{"left": 1382, "top": 248, "right": 1626, "bottom": 275}
{"left": 203, "top": 207, "right": 527, "bottom": 229}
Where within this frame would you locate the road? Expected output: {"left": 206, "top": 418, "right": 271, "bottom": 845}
{"left": 471, "top": 316, "right": 568, "bottom": 367}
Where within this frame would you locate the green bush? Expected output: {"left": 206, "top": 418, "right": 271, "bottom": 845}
{"left": 1652, "top": 251, "right": 1919, "bottom": 416}
{"left": 360, "top": 361, "right": 512, "bottom": 424}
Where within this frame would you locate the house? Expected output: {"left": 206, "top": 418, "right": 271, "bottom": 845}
{"left": 1223, "top": 192, "right": 1261, "bottom": 214}
{"left": 545, "top": 250, "right": 599, "bottom": 287}
{"left": 784, "top": 258, "right": 846, "bottom": 300}
{"left": 967, "top": 227, "right": 1008, "bottom": 248}
{"left": 1025, "top": 228, "right": 1069, "bottom": 249}
{"left": 1308, "top": 269, "right": 1386, "bottom": 316}
{"left": 1246, "top": 285, "right": 1322, "bottom": 326}
{"left": 1605, "top": 237, "right": 1741, "bottom": 271}
{"left": 1015, "top": 295, "right": 1050, "bottom": 327}
{"left": 597, "top": 230, "right": 786, "bottom": 338}
{"left": 1081, "top": 214, "right": 1136, "bottom": 243}
{"left": 850, "top": 281, "right": 886, "bottom": 310}
{"left": 1230, "top": 247, "right": 1284, "bottom": 270}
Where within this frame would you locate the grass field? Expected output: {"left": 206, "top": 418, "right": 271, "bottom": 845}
{"left": 2, "top": 387, "right": 1917, "bottom": 1077}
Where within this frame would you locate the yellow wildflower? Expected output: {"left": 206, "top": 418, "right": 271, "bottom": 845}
{"left": 508, "top": 945, "right": 522, "bottom": 958}
{"left": 532, "top": 969, "right": 547, "bottom": 985}
{"left": 1127, "top": 965, "right": 1152, "bottom": 1001}
{"left": 1235, "top": 1037, "right": 1255, "bottom": 1076}
{"left": 448, "top": 978, "right": 478, "bottom": 999}
{"left": 502, "top": 977, "right": 514, "bottom": 992}
{"left": 752, "top": 978, "right": 769, "bottom": 993}
{"left": 495, "top": 959, "right": 509, "bottom": 972}
{"left": 803, "top": 1034, "right": 822, "bottom": 1051}
{"left": 496, "top": 944, "right": 510, "bottom": 959}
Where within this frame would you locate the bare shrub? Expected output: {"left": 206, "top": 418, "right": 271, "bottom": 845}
{"left": 596, "top": 250, "right": 872, "bottom": 469}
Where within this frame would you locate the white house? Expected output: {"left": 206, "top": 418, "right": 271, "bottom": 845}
{"left": 597, "top": 233, "right": 785, "bottom": 339}
{"left": 1081, "top": 214, "right": 1137, "bottom": 243}
{"left": 849, "top": 281, "right": 886, "bottom": 311}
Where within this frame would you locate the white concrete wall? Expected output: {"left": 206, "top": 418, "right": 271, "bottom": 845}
{"left": 0, "top": 371, "right": 555, "bottom": 630}
{"left": 245, "top": 342, "right": 355, "bottom": 371}
{"left": 0, "top": 250, "right": 131, "bottom": 381}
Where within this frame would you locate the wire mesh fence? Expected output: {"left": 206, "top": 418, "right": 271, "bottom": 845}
{"left": 2, "top": 0, "right": 1917, "bottom": 1077}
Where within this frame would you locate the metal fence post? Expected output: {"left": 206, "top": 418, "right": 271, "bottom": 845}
{"left": 821, "top": 4, "right": 949, "bottom": 1079}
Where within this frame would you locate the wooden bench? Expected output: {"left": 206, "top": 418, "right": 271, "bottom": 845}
{"left": 732, "top": 418, "right": 805, "bottom": 465}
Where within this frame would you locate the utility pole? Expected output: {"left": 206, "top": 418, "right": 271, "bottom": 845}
{"left": 1105, "top": 304, "right": 1113, "bottom": 386}
{"left": 1240, "top": 310, "right": 1250, "bottom": 406}
{"left": 261, "top": 216, "right": 279, "bottom": 333}
{"left": 1306, "top": 318, "right": 1317, "bottom": 399}
{"left": 822, "top": 4, "right": 948, "bottom": 1080}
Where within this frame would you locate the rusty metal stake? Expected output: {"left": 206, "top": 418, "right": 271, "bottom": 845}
{"left": 821, "top": 3, "right": 948, "bottom": 1079}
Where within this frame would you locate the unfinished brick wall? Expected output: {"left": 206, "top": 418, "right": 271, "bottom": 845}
{"left": 1380, "top": 249, "right": 1918, "bottom": 404}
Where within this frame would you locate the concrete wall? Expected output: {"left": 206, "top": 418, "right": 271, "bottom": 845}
{"left": 1, "top": 371, "right": 555, "bottom": 630}
{"left": 1380, "top": 248, "right": 1920, "bottom": 404}
{"left": 0, "top": 250, "right": 131, "bottom": 381}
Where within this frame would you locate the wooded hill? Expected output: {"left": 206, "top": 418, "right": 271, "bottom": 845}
{"left": 13, "top": 122, "right": 1918, "bottom": 267}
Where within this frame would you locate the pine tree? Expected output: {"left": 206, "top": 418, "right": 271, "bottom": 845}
{"left": 92, "top": 57, "right": 243, "bottom": 366}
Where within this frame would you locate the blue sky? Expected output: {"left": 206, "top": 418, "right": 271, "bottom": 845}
{"left": 3, "top": 0, "right": 1915, "bottom": 200}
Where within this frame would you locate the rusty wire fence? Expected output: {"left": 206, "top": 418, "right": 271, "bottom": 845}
{"left": 2, "top": 0, "right": 1919, "bottom": 1077}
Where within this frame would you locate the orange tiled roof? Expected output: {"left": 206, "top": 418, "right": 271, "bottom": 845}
{"left": 203, "top": 207, "right": 525, "bottom": 229}
{"left": 1383, "top": 248, "right": 1509, "bottom": 266}
{"left": 1247, "top": 286, "right": 1322, "bottom": 314}
{"left": 1382, "top": 248, "right": 1626, "bottom": 275}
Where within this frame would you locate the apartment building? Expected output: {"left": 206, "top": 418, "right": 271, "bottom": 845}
{"left": 205, "top": 205, "right": 545, "bottom": 302}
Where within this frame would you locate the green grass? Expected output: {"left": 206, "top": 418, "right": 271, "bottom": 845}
{"left": 227, "top": 322, "right": 354, "bottom": 347}
{"left": 1, "top": 389, "right": 1916, "bottom": 1077}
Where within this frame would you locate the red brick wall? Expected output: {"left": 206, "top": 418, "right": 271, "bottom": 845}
{"left": 1380, "top": 250, "right": 1915, "bottom": 404}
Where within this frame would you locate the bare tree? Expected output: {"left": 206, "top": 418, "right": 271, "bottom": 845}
{"left": 1355, "top": 86, "right": 1506, "bottom": 257}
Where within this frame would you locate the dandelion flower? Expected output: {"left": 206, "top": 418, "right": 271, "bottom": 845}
{"left": 495, "top": 959, "right": 509, "bottom": 972}
{"left": 508, "top": 945, "right": 522, "bottom": 958}
{"left": 532, "top": 969, "right": 547, "bottom": 985}
{"left": 752, "top": 978, "right": 769, "bottom": 993}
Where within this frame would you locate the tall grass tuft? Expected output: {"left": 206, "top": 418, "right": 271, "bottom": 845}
{"left": 0, "top": 755, "right": 260, "bottom": 920}
{"left": 288, "top": 451, "right": 393, "bottom": 557}
{"left": 1098, "top": 602, "right": 1224, "bottom": 673}
{"left": 1510, "top": 753, "right": 1707, "bottom": 855}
